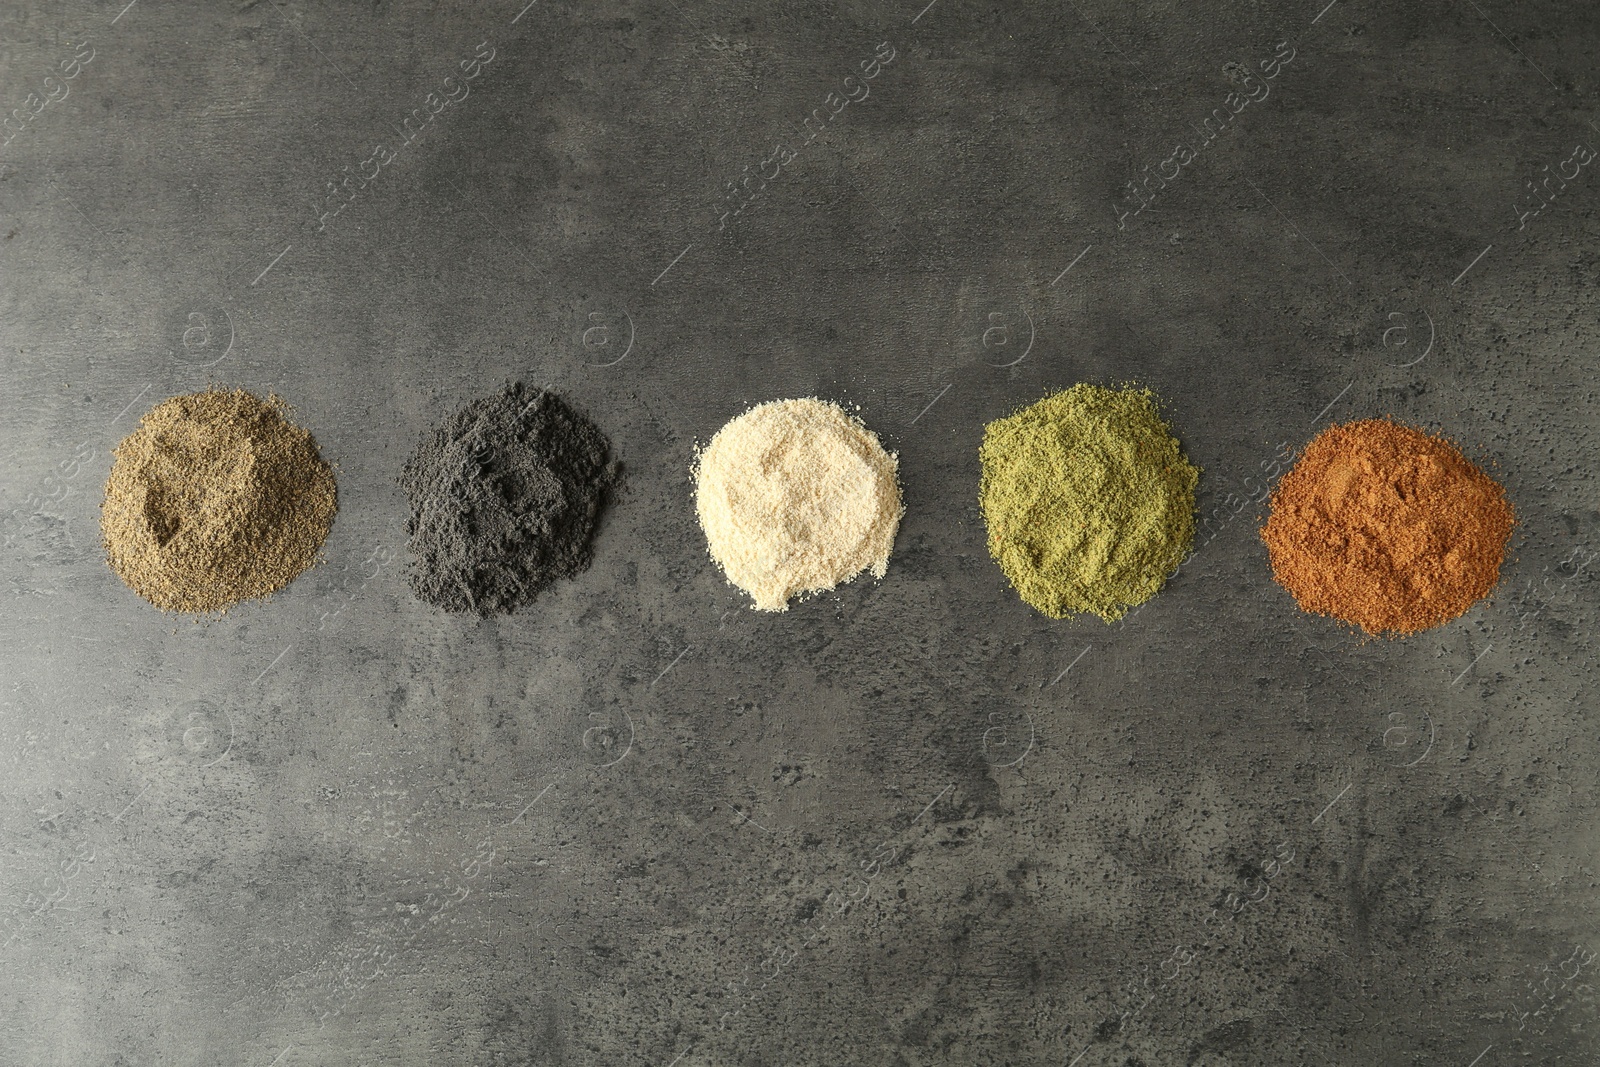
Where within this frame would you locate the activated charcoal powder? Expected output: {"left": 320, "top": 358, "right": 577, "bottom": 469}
{"left": 398, "top": 383, "right": 618, "bottom": 615}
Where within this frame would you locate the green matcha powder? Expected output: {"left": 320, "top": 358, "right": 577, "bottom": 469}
{"left": 979, "top": 384, "right": 1200, "bottom": 621}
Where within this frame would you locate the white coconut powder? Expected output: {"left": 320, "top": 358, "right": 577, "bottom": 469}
{"left": 693, "top": 398, "right": 903, "bottom": 611}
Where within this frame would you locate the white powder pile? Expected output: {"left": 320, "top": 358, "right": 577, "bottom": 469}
{"left": 693, "top": 398, "right": 903, "bottom": 611}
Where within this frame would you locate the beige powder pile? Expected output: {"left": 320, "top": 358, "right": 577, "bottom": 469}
{"left": 693, "top": 398, "right": 903, "bottom": 611}
{"left": 100, "top": 388, "right": 337, "bottom": 614}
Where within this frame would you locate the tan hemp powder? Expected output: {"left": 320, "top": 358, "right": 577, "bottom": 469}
{"left": 100, "top": 388, "right": 338, "bottom": 614}
{"left": 693, "top": 398, "right": 903, "bottom": 611}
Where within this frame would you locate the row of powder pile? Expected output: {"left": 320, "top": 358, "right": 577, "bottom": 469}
{"left": 96, "top": 383, "right": 1515, "bottom": 637}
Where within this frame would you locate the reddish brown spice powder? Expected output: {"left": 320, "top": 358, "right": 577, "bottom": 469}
{"left": 1261, "top": 418, "right": 1514, "bottom": 636}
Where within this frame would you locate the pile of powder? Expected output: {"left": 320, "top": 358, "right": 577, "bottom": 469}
{"left": 100, "top": 388, "right": 338, "bottom": 613}
{"left": 979, "top": 383, "right": 1199, "bottom": 621}
{"left": 693, "top": 398, "right": 902, "bottom": 611}
{"left": 398, "top": 382, "right": 617, "bottom": 615}
{"left": 1260, "top": 418, "right": 1514, "bottom": 636}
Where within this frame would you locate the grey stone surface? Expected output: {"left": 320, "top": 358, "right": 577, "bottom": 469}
{"left": 1, "top": 0, "right": 1597, "bottom": 1064}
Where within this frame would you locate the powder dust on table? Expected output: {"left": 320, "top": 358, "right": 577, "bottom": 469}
{"left": 693, "top": 398, "right": 903, "bottom": 612}
{"left": 1260, "top": 418, "right": 1514, "bottom": 636}
{"left": 100, "top": 388, "right": 338, "bottom": 614}
{"left": 398, "top": 382, "right": 617, "bottom": 615}
{"left": 979, "top": 383, "right": 1199, "bottom": 622}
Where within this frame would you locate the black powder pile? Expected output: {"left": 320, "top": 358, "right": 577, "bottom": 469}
{"left": 398, "top": 383, "right": 618, "bottom": 615}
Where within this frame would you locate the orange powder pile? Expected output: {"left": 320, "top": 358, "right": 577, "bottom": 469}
{"left": 1261, "top": 418, "right": 1514, "bottom": 636}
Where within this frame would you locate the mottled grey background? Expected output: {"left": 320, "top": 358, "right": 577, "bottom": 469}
{"left": 1, "top": 0, "right": 1597, "bottom": 1064}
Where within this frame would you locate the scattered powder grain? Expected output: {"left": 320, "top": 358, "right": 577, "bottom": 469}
{"left": 399, "top": 382, "right": 617, "bottom": 615}
{"left": 980, "top": 384, "right": 1199, "bottom": 622}
{"left": 100, "top": 388, "right": 338, "bottom": 613}
{"left": 1261, "top": 418, "right": 1514, "bottom": 636}
{"left": 694, "top": 398, "right": 903, "bottom": 611}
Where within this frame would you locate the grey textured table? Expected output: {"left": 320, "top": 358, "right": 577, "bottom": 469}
{"left": 2, "top": 1, "right": 1597, "bottom": 1064}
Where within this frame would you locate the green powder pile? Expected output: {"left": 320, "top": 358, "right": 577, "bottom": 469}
{"left": 979, "top": 384, "right": 1199, "bottom": 621}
